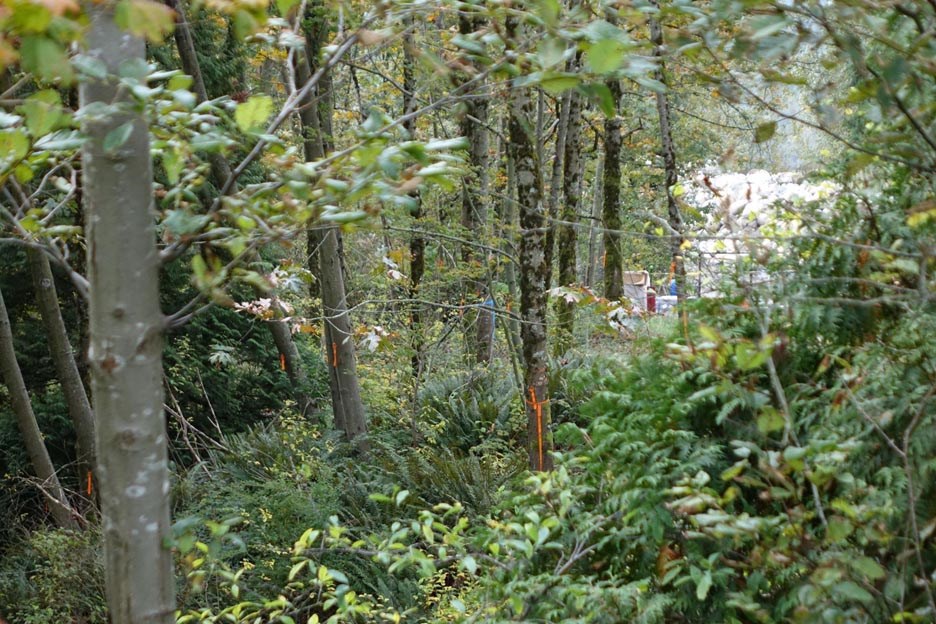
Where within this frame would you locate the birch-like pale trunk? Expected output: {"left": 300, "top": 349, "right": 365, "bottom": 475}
{"left": 81, "top": 4, "right": 175, "bottom": 621}
{"left": 0, "top": 283, "right": 77, "bottom": 529}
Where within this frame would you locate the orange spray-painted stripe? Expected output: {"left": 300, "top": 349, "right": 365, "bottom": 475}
{"left": 86, "top": 471, "right": 93, "bottom": 495}
{"left": 331, "top": 341, "right": 338, "bottom": 368}
{"left": 280, "top": 353, "right": 286, "bottom": 371}
{"left": 529, "top": 386, "right": 544, "bottom": 471}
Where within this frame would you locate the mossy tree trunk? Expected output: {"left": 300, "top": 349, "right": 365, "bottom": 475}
{"left": 602, "top": 79, "right": 624, "bottom": 300}
{"left": 554, "top": 61, "right": 585, "bottom": 356}
{"left": 507, "top": 16, "right": 553, "bottom": 472}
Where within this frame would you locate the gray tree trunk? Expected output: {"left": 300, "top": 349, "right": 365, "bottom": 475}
{"left": 457, "top": 13, "right": 492, "bottom": 365}
{"left": 297, "top": 5, "right": 368, "bottom": 444}
{"left": 81, "top": 4, "right": 175, "bottom": 621}
{"left": 602, "top": 79, "right": 624, "bottom": 300}
{"left": 507, "top": 16, "right": 552, "bottom": 472}
{"left": 0, "top": 283, "right": 77, "bottom": 529}
{"left": 403, "top": 22, "right": 426, "bottom": 378}
{"left": 554, "top": 74, "right": 584, "bottom": 356}
{"left": 585, "top": 155, "right": 604, "bottom": 288}
{"left": 27, "top": 249, "right": 96, "bottom": 497}
{"left": 650, "top": 9, "right": 686, "bottom": 301}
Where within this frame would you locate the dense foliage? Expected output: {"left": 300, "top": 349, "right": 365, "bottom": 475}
{"left": 1, "top": 0, "right": 934, "bottom": 622}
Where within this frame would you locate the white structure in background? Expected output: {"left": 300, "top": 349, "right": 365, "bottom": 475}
{"left": 622, "top": 271, "right": 650, "bottom": 311}
{"left": 682, "top": 168, "right": 838, "bottom": 296}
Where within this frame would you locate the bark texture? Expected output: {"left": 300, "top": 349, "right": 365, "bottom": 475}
{"left": 650, "top": 9, "right": 686, "bottom": 300}
{"left": 458, "top": 13, "right": 492, "bottom": 364}
{"left": 403, "top": 23, "right": 425, "bottom": 377}
{"left": 602, "top": 79, "right": 624, "bottom": 300}
{"left": 297, "top": 4, "right": 368, "bottom": 443}
{"left": 28, "top": 249, "right": 96, "bottom": 494}
{"left": 81, "top": 5, "right": 175, "bottom": 621}
{"left": 507, "top": 17, "right": 552, "bottom": 472}
{"left": 554, "top": 74, "right": 584, "bottom": 356}
{"left": 0, "top": 283, "right": 77, "bottom": 529}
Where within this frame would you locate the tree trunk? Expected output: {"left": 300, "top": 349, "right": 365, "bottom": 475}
{"left": 0, "top": 283, "right": 77, "bottom": 529}
{"left": 27, "top": 249, "right": 96, "bottom": 497}
{"left": 457, "top": 13, "right": 492, "bottom": 365}
{"left": 170, "top": 0, "right": 314, "bottom": 415}
{"left": 81, "top": 4, "right": 175, "bottom": 621}
{"left": 585, "top": 155, "right": 604, "bottom": 288}
{"left": 554, "top": 76, "right": 584, "bottom": 356}
{"left": 297, "top": 4, "right": 368, "bottom": 444}
{"left": 403, "top": 22, "right": 425, "bottom": 378}
{"left": 602, "top": 79, "right": 624, "bottom": 300}
{"left": 650, "top": 9, "right": 686, "bottom": 301}
{"left": 507, "top": 16, "right": 552, "bottom": 472}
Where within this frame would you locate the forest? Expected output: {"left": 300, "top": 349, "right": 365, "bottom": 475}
{"left": 0, "top": 0, "right": 934, "bottom": 622}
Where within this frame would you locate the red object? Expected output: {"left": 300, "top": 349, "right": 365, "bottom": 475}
{"left": 647, "top": 288, "right": 657, "bottom": 313}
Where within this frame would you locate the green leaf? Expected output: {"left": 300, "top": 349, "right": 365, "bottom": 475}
{"left": 696, "top": 570, "right": 713, "bottom": 601}
{"left": 832, "top": 581, "right": 872, "bottom": 603}
{"left": 537, "top": 37, "right": 566, "bottom": 69}
{"left": 235, "top": 95, "right": 274, "bottom": 133}
{"left": 539, "top": 73, "right": 580, "bottom": 94}
{"left": 103, "top": 122, "right": 135, "bottom": 154}
{"left": 0, "top": 129, "right": 30, "bottom": 168}
{"left": 534, "top": 0, "right": 560, "bottom": 28}
{"left": 586, "top": 39, "right": 628, "bottom": 74}
{"left": 579, "top": 83, "right": 616, "bottom": 117}
{"left": 851, "top": 556, "right": 886, "bottom": 580}
{"left": 20, "top": 36, "right": 73, "bottom": 85}
{"left": 461, "top": 555, "right": 477, "bottom": 575}
{"left": 754, "top": 121, "right": 777, "bottom": 143}
{"left": 756, "top": 407, "right": 784, "bottom": 434}
{"left": 115, "top": 0, "right": 176, "bottom": 43}
{"left": 20, "top": 90, "right": 64, "bottom": 137}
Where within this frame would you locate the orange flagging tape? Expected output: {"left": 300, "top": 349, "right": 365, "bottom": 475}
{"left": 528, "top": 386, "right": 544, "bottom": 471}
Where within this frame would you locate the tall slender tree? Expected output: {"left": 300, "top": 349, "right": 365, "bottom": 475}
{"left": 602, "top": 79, "right": 624, "bottom": 300}
{"left": 27, "top": 249, "right": 96, "bottom": 496}
{"left": 650, "top": 4, "right": 686, "bottom": 300}
{"left": 457, "top": 11, "right": 492, "bottom": 365}
{"left": 298, "top": 3, "right": 368, "bottom": 443}
{"left": 0, "top": 282, "right": 77, "bottom": 529}
{"left": 81, "top": 3, "right": 175, "bottom": 621}
{"left": 403, "top": 19, "right": 426, "bottom": 378}
{"left": 554, "top": 60, "right": 585, "bottom": 355}
{"left": 507, "top": 15, "right": 552, "bottom": 472}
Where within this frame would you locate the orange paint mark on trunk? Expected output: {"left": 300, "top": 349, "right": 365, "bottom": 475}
{"left": 331, "top": 342, "right": 338, "bottom": 368}
{"left": 280, "top": 353, "right": 286, "bottom": 371}
{"left": 86, "top": 471, "right": 93, "bottom": 495}
{"left": 528, "top": 385, "right": 544, "bottom": 471}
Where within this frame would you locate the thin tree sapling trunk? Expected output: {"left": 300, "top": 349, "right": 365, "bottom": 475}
{"left": 27, "top": 249, "right": 96, "bottom": 497}
{"left": 0, "top": 283, "right": 77, "bottom": 529}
